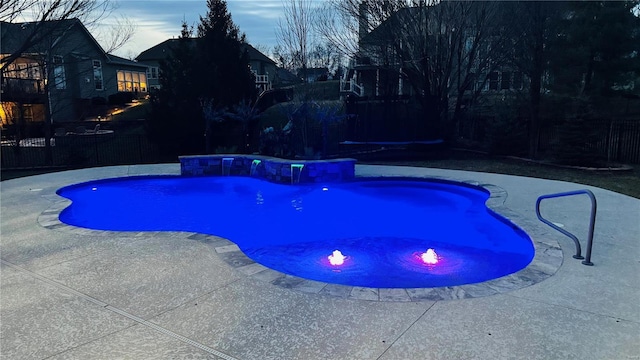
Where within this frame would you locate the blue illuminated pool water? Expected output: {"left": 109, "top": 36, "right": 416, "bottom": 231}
{"left": 57, "top": 176, "right": 535, "bottom": 288}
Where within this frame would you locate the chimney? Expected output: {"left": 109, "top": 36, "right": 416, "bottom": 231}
{"left": 358, "top": 1, "right": 369, "bottom": 42}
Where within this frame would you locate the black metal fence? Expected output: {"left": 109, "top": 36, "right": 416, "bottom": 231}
{"left": 1, "top": 133, "right": 173, "bottom": 170}
{"left": 538, "top": 119, "right": 640, "bottom": 164}
{"left": 3, "top": 118, "right": 638, "bottom": 170}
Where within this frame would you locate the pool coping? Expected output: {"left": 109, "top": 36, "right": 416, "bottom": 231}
{"left": 38, "top": 174, "right": 563, "bottom": 302}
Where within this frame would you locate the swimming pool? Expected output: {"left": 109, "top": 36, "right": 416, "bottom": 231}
{"left": 57, "top": 176, "right": 535, "bottom": 288}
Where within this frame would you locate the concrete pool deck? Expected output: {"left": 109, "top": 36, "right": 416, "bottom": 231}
{"left": 1, "top": 164, "right": 638, "bottom": 359}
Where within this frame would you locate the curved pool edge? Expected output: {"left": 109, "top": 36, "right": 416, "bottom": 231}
{"left": 39, "top": 172, "right": 563, "bottom": 302}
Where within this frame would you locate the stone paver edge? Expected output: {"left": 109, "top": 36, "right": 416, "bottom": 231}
{"left": 37, "top": 173, "right": 563, "bottom": 302}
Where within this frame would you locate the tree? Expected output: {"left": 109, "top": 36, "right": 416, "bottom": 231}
{"left": 504, "top": 1, "right": 640, "bottom": 160}
{"left": 547, "top": 1, "right": 640, "bottom": 97}
{"left": 328, "top": 1, "right": 505, "bottom": 140}
{"left": 544, "top": 1, "right": 640, "bottom": 165}
{"left": 276, "top": 0, "right": 315, "bottom": 82}
{"left": 227, "top": 100, "right": 261, "bottom": 153}
{"left": 308, "top": 42, "right": 343, "bottom": 75}
{"left": 318, "top": 0, "right": 403, "bottom": 60}
{"left": 147, "top": 22, "right": 203, "bottom": 156}
{"left": 501, "top": 1, "right": 567, "bottom": 159}
{"left": 0, "top": 0, "right": 37, "bottom": 22}
{"left": 197, "top": 0, "right": 256, "bottom": 108}
{"left": 315, "top": 0, "right": 361, "bottom": 59}
{"left": 146, "top": 0, "right": 256, "bottom": 156}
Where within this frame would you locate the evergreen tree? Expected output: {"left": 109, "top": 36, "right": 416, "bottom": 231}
{"left": 146, "top": 0, "right": 256, "bottom": 156}
{"left": 504, "top": 1, "right": 639, "bottom": 161}
{"left": 147, "top": 22, "right": 204, "bottom": 156}
{"left": 548, "top": 1, "right": 640, "bottom": 97}
{"left": 197, "top": 0, "right": 256, "bottom": 108}
{"left": 545, "top": 1, "right": 640, "bottom": 165}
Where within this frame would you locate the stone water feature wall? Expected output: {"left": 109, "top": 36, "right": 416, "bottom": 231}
{"left": 179, "top": 155, "right": 357, "bottom": 184}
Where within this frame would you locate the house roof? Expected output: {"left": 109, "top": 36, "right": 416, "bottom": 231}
{"left": 1, "top": 18, "right": 80, "bottom": 54}
{"left": 361, "top": 2, "right": 486, "bottom": 45}
{"left": 106, "top": 54, "right": 146, "bottom": 68}
{"left": 360, "top": 7, "right": 424, "bottom": 46}
{"left": 242, "top": 43, "right": 276, "bottom": 65}
{"left": 297, "top": 67, "right": 329, "bottom": 78}
{"left": 135, "top": 39, "right": 195, "bottom": 61}
{"left": 136, "top": 38, "right": 275, "bottom": 65}
{"left": 276, "top": 68, "right": 302, "bottom": 83}
{"left": 1, "top": 18, "right": 145, "bottom": 69}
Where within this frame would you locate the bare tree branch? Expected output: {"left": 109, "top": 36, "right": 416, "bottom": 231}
{"left": 276, "top": 0, "right": 316, "bottom": 79}
{"left": 1, "top": 0, "right": 120, "bottom": 67}
{"left": 96, "top": 15, "right": 136, "bottom": 54}
{"left": 323, "top": 0, "right": 508, "bottom": 139}
{"left": 0, "top": 0, "right": 38, "bottom": 21}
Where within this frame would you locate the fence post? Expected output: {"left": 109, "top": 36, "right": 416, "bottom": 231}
{"left": 606, "top": 119, "right": 613, "bottom": 163}
{"left": 617, "top": 121, "right": 624, "bottom": 162}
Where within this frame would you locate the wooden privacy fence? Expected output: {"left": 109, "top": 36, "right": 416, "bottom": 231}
{"left": 538, "top": 119, "right": 640, "bottom": 164}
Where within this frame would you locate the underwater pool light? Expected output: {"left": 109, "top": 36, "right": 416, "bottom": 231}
{"left": 328, "top": 250, "right": 346, "bottom": 266}
{"left": 421, "top": 248, "right": 439, "bottom": 265}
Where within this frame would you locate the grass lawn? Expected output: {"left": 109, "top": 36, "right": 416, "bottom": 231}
{"left": 110, "top": 100, "right": 151, "bottom": 122}
{"left": 363, "top": 150, "right": 640, "bottom": 199}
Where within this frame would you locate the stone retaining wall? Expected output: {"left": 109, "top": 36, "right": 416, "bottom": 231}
{"left": 179, "top": 155, "right": 356, "bottom": 184}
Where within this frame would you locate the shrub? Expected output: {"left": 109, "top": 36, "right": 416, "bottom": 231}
{"left": 108, "top": 92, "right": 134, "bottom": 106}
{"left": 91, "top": 96, "right": 107, "bottom": 106}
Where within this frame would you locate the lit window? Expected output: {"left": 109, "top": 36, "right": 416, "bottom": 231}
{"left": 93, "top": 60, "right": 103, "bottom": 90}
{"left": 139, "top": 72, "right": 147, "bottom": 92}
{"left": 116, "top": 70, "right": 148, "bottom": 94}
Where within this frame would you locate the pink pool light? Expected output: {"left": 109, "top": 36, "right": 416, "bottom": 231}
{"left": 328, "top": 250, "right": 346, "bottom": 266}
{"left": 421, "top": 248, "right": 439, "bottom": 265}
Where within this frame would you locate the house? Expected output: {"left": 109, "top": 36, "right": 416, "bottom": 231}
{"left": 136, "top": 40, "right": 277, "bottom": 94}
{"left": 0, "top": 18, "right": 148, "bottom": 126}
{"left": 341, "top": 3, "right": 524, "bottom": 101}
{"left": 338, "top": 2, "right": 530, "bottom": 142}
{"left": 243, "top": 44, "right": 278, "bottom": 93}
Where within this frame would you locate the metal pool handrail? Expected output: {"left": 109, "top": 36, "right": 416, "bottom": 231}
{"left": 535, "top": 189, "right": 597, "bottom": 266}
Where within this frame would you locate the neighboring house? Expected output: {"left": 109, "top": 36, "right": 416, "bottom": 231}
{"left": 340, "top": 4, "right": 524, "bottom": 101}
{"left": 136, "top": 40, "right": 277, "bottom": 94}
{"left": 0, "top": 18, "right": 148, "bottom": 125}
{"left": 243, "top": 44, "right": 277, "bottom": 94}
{"left": 273, "top": 68, "right": 301, "bottom": 88}
{"left": 340, "top": 6, "right": 417, "bottom": 99}
{"left": 134, "top": 39, "right": 176, "bottom": 91}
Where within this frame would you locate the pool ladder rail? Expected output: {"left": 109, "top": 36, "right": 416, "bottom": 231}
{"left": 535, "top": 189, "right": 597, "bottom": 266}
